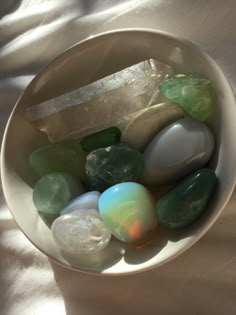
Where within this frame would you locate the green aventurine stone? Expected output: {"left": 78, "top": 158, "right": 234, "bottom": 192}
{"left": 29, "top": 140, "right": 87, "bottom": 180}
{"left": 86, "top": 144, "right": 143, "bottom": 192}
{"left": 156, "top": 168, "right": 217, "bottom": 228}
{"left": 159, "top": 74, "right": 213, "bottom": 121}
{"left": 80, "top": 127, "right": 121, "bottom": 153}
{"left": 33, "top": 172, "right": 84, "bottom": 216}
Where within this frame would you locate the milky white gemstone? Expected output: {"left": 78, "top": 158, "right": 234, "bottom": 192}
{"left": 51, "top": 210, "right": 111, "bottom": 254}
{"left": 60, "top": 191, "right": 100, "bottom": 215}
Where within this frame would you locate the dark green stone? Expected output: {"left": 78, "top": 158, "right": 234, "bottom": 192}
{"left": 159, "top": 74, "right": 213, "bottom": 121}
{"left": 85, "top": 144, "right": 143, "bottom": 192}
{"left": 80, "top": 127, "right": 121, "bottom": 153}
{"left": 156, "top": 168, "right": 217, "bottom": 228}
{"left": 29, "top": 140, "right": 87, "bottom": 181}
{"left": 33, "top": 172, "right": 84, "bottom": 216}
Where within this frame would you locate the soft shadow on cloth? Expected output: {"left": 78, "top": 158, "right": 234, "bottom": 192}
{"left": 1, "top": 1, "right": 236, "bottom": 315}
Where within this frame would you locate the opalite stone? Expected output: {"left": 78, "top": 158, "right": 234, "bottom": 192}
{"left": 86, "top": 144, "right": 143, "bottom": 192}
{"left": 142, "top": 117, "right": 214, "bottom": 185}
{"left": 51, "top": 210, "right": 111, "bottom": 254}
{"left": 159, "top": 74, "right": 213, "bottom": 121}
{"left": 33, "top": 172, "right": 84, "bottom": 216}
{"left": 80, "top": 127, "right": 121, "bottom": 153}
{"left": 122, "top": 102, "right": 185, "bottom": 151}
{"left": 26, "top": 59, "right": 173, "bottom": 142}
{"left": 29, "top": 140, "right": 87, "bottom": 180}
{"left": 99, "top": 182, "right": 158, "bottom": 242}
{"left": 60, "top": 191, "right": 101, "bottom": 215}
{"left": 156, "top": 168, "right": 217, "bottom": 228}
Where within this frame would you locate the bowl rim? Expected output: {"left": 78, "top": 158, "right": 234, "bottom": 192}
{"left": 1, "top": 27, "right": 236, "bottom": 276}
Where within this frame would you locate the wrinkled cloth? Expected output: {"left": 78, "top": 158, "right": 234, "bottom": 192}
{"left": 1, "top": 1, "right": 236, "bottom": 315}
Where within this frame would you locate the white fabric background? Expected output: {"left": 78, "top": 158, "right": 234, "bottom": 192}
{"left": 0, "top": 1, "right": 236, "bottom": 314}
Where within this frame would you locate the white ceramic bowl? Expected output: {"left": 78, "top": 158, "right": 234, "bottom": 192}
{"left": 1, "top": 29, "right": 236, "bottom": 275}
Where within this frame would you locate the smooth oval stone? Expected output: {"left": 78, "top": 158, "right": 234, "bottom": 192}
{"left": 52, "top": 210, "right": 111, "bottom": 254}
{"left": 142, "top": 117, "right": 215, "bottom": 185}
{"left": 33, "top": 172, "right": 84, "bottom": 216}
{"left": 159, "top": 74, "right": 213, "bottom": 121}
{"left": 99, "top": 182, "right": 158, "bottom": 242}
{"left": 29, "top": 140, "right": 87, "bottom": 181}
{"left": 60, "top": 191, "right": 101, "bottom": 215}
{"left": 156, "top": 168, "right": 217, "bottom": 228}
{"left": 80, "top": 127, "right": 121, "bottom": 153}
{"left": 86, "top": 144, "right": 143, "bottom": 192}
{"left": 122, "top": 103, "right": 184, "bottom": 151}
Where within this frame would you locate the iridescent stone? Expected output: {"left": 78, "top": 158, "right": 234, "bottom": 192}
{"left": 29, "top": 140, "right": 87, "bottom": 181}
{"left": 156, "top": 168, "right": 217, "bottom": 228}
{"left": 51, "top": 210, "right": 111, "bottom": 254}
{"left": 99, "top": 182, "right": 158, "bottom": 242}
{"left": 86, "top": 144, "right": 143, "bottom": 192}
{"left": 122, "top": 102, "right": 185, "bottom": 151}
{"left": 159, "top": 74, "right": 213, "bottom": 121}
{"left": 80, "top": 127, "right": 121, "bottom": 153}
{"left": 26, "top": 59, "right": 173, "bottom": 142}
{"left": 33, "top": 172, "right": 84, "bottom": 216}
{"left": 142, "top": 117, "right": 215, "bottom": 185}
{"left": 60, "top": 191, "right": 101, "bottom": 215}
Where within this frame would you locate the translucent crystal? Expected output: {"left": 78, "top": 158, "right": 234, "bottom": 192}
{"left": 159, "top": 74, "right": 213, "bottom": 121}
{"left": 51, "top": 210, "right": 111, "bottom": 254}
{"left": 26, "top": 59, "right": 173, "bottom": 142}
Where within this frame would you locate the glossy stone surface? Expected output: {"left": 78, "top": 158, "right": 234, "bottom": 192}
{"left": 29, "top": 140, "right": 87, "bottom": 181}
{"left": 61, "top": 191, "right": 101, "bottom": 215}
{"left": 86, "top": 144, "right": 143, "bottom": 192}
{"left": 99, "top": 182, "right": 158, "bottom": 242}
{"left": 80, "top": 127, "right": 121, "bottom": 153}
{"left": 52, "top": 210, "right": 111, "bottom": 254}
{"left": 33, "top": 172, "right": 84, "bottom": 216}
{"left": 122, "top": 102, "right": 184, "bottom": 151}
{"left": 142, "top": 117, "right": 215, "bottom": 185}
{"left": 156, "top": 168, "right": 217, "bottom": 228}
{"left": 159, "top": 74, "right": 213, "bottom": 121}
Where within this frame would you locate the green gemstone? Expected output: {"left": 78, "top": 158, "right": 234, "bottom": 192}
{"left": 156, "top": 168, "right": 217, "bottom": 228}
{"left": 80, "top": 127, "right": 121, "bottom": 153}
{"left": 29, "top": 140, "right": 87, "bottom": 181}
{"left": 159, "top": 74, "right": 213, "bottom": 121}
{"left": 86, "top": 144, "right": 143, "bottom": 192}
{"left": 33, "top": 172, "right": 84, "bottom": 216}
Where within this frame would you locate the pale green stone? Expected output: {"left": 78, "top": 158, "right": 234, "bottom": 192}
{"left": 159, "top": 74, "right": 213, "bottom": 121}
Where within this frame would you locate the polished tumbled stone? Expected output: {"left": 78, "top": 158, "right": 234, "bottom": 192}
{"left": 51, "top": 210, "right": 111, "bottom": 254}
{"left": 159, "top": 74, "right": 213, "bottom": 121}
{"left": 33, "top": 172, "right": 84, "bottom": 216}
{"left": 29, "top": 140, "right": 87, "bottom": 181}
{"left": 80, "top": 127, "right": 121, "bottom": 153}
{"left": 86, "top": 144, "right": 143, "bottom": 192}
{"left": 99, "top": 182, "right": 158, "bottom": 242}
{"left": 142, "top": 117, "right": 215, "bottom": 185}
{"left": 60, "top": 191, "right": 101, "bottom": 215}
{"left": 156, "top": 168, "right": 217, "bottom": 228}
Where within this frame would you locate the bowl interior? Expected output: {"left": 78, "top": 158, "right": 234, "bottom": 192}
{"left": 2, "top": 29, "right": 236, "bottom": 275}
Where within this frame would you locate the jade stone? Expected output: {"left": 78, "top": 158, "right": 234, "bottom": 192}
{"left": 80, "top": 127, "right": 121, "bottom": 153}
{"left": 33, "top": 172, "right": 84, "bottom": 216}
{"left": 156, "top": 168, "right": 217, "bottom": 228}
{"left": 29, "top": 140, "right": 87, "bottom": 181}
{"left": 159, "top": 74, "right": 213, "bottom": 121}
{"left": 86, "top": 144, "right": 143, "bottom": 192}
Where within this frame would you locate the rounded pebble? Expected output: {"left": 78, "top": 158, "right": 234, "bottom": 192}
{"left": 51, "top": 210, "right": 111, "bottom": 254}
{"left": 33, "top": 172, "right": 84, "bottom": 216}
{"left": 60, "top": 191, "right": 101, "bottom": 215}
{"left": 142, "top": 117, "right": 215, "bottom": 185}
{"left": 99, "top": 182, "right": 158, "bottom": 242}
